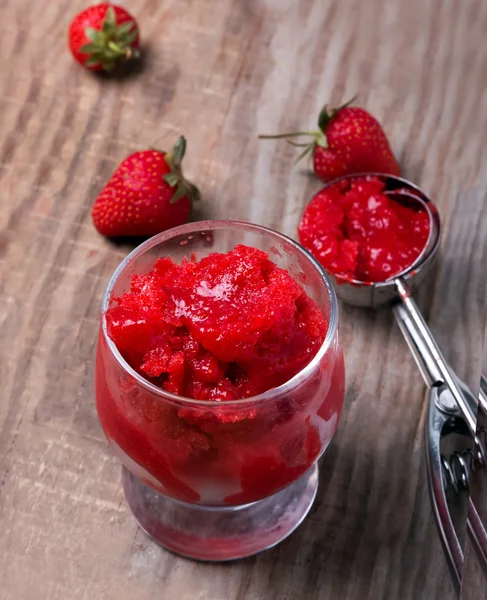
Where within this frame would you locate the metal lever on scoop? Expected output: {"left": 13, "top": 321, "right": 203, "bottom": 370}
{"left": 392, "top": 278, "right": 477, "bottom": 435}
{"left": 467, "top": 381, "right": 487, "bottom": 578}
{"left": 426, "top": 382, "right": 487, "bottom": 592}
{"left": 468, "top": 497, "right": 487, "bottom": 579}
{"left": 479, "top": 375, "right": 487, "bottom": 414}
{"left": 425, "top": 386, "right": 463, "bottom": 593}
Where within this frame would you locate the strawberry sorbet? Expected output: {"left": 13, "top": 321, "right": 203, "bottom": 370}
{"left": 107, "top": 245, "right": 327, "bottom": 399}
{"left": 96, "top": 244, "right": 345, "bottom": 505}
{"left": 298, "top": 176, "right": 430, "bottom": 282}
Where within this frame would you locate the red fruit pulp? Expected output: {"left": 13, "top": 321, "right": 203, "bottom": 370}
{"left": 298, "top": 176, "right": 430, "bottom": 282}
{"left": 96, "top": 245, "right": 345, "bottom": 504}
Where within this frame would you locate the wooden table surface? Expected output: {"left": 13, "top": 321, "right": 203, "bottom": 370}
{"left": 1, "top": 1, "right": 487, "bottom": 598}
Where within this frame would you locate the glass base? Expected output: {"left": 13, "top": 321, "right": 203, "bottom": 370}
{"left": 122, "top": 463, "right": 318, "bottom": 561}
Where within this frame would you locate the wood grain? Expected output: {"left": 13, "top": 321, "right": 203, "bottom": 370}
{"left": 1, "top": 0, "right": 486, "bottom": 598}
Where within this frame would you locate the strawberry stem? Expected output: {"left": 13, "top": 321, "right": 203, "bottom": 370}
{"left": 259, "top": 131, "right": 321, "bottom": 139}
{"left": 162, "top": 136, "right": 200, "bottom": 206}
{"left": 294, "top": 146, "right": 314, "bottom": 163}
{"left": 258, "top": 128, "right": 327, "bottom": 163}
{"left": 286, "top": 140, "right": 312, "bottom": 147}
{"left": 318, "top": 95, "right": 358, "bottom": 131}
{"left": 172, "top": 136, "right": 186, "bottom": 166}
{"left": 257, "top": 96, "right": 360, "bottom": 167}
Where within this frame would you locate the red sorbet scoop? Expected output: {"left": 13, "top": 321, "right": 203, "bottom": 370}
{"left": 106, "top": 244, "right": 328, "bottom": 401}
{"left": 298, "top": 175, "right": 430, "bottom": 282}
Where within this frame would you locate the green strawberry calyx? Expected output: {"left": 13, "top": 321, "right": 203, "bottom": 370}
{"left": 317, "top": 96, "right": 357, "bottom": 132}
{"left": 79, "top": 6, "right": 139, "bottom": 71}
{"left": 258, "top": 96, "right": 357, "bottom": 163}
{"left": 162, "top": 137, "right": 201, "bottom": 206}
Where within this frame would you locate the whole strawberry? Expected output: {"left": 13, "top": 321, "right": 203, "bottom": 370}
{"left": 92, "top": 137, "right": 200, "bottom": 238}
{"left": 259, "top": 100, "right": 400, "bottom": 182}
{"left": 68, "top": 4, "right": 139, "bottom": 71}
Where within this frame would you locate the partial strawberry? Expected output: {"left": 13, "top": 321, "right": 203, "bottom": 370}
{"left": 68, "top": 3, "right": 140, "bottom": 71}
{"left": 92, "top": 136, "right": 200, "bottom": 238}
{"left": 259, "top": 99, "right": 400, "bottom": 182}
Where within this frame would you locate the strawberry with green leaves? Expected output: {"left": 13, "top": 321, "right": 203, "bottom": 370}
{"left": 92, "top": 137, "right": 200, "bottom": 238}
{"left": 259, "top": 100, "right": 400, "bottom": 182}
{"left": 68, "top": 3, "right": 140, "bottom": 71}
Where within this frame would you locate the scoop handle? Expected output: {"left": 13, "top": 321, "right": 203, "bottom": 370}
{"left": 391, "top": 278, "right": 477, "bottom": 435}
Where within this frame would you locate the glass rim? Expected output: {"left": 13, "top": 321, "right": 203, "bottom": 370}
{"left": 101, "top": 219, "right": 339, "bottom": 407}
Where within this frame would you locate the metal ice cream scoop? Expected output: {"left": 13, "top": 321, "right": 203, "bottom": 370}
{"left": 324, "top": 173, "right": 475, "bottom": 433}
{"left": 315, "top": 173, "right": 485, "bottom": 591}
